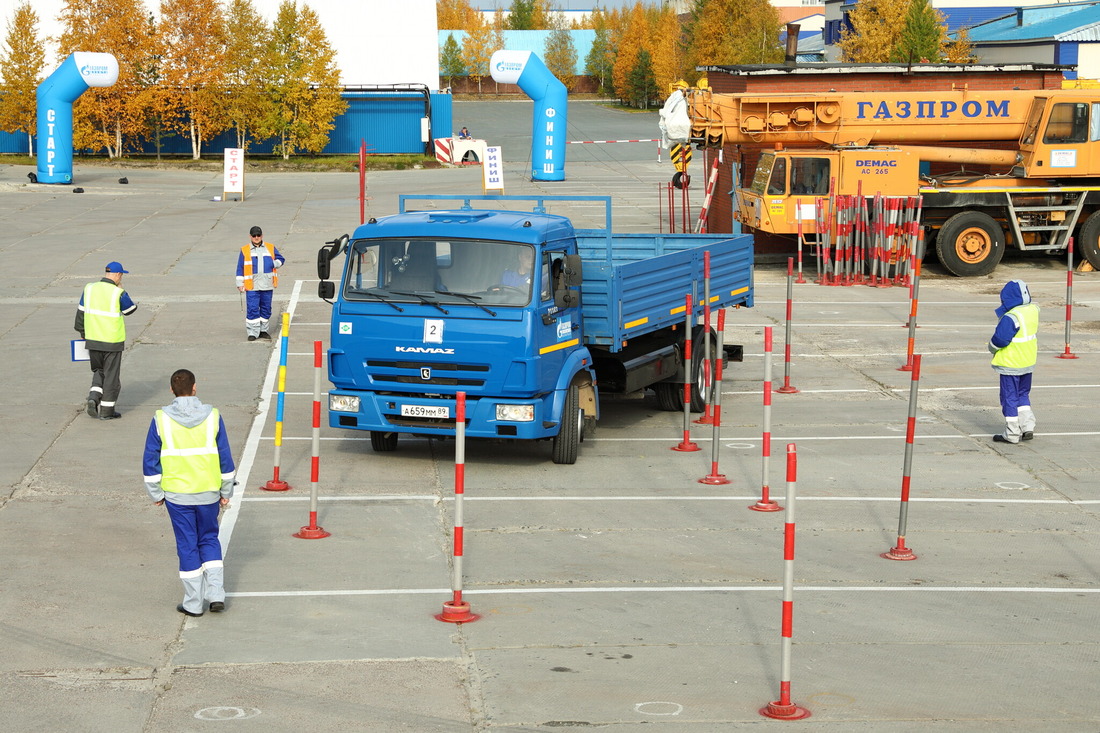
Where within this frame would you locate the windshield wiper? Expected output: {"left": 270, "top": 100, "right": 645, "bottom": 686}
{"left": 390, "top": 290, "right": 449, "bottom": 314}
{"left": 352, "top": 290, "right": 404, "bottom": 312}
{"left": 435, "top": 290, "right": 497, "bottom": 316}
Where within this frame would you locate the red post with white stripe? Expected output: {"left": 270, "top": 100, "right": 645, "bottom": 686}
{"left": 1058, "top": 239, "right": 1079, "bottom": 359}
{"left": 883, "top": 354, "right": 920, "bottom": 561}
{"left": 699, "top": 309, "right": 729, "bottom": 485}
{"left": 760, "top": 444, "right": 811, "bottom": 721}
{"left": 358, "top": 139, "right": 367, "bottom": 225}
{"left": 776, "top": 258, "right": 800, "bottom": 394}
{"left": 673, "top": 295, "right": 701, "bottom": 452}
{"left": 438, "top": 392, "right": 480, "bottom": 622}
{"left": 750, "top": 327, "right": 782, "bottom": 511}
{"left": 294, "top": 341, "right": 330, "bottom": 539}
{"left": 899, "top": 234, "right": 923, "bottom": 371}
{"left": 696, "top": 251, "right": 714, "bottom": 425}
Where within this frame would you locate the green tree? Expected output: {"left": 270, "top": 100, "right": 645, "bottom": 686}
{"left": 584, "top": 10, "right": 613, "bottom": 94}
{"left": 836, "top": 0, "right": 910, "bottom": 63}
{"left": 508, "top": 0, "right": 534, "bottom": 30}
{"left": 0, "top": 1, "right": 45, "bottom": 154}
{"left": 543, "top": 14, "right": 577, "bottom": 91}
{"left": 894, "top": 0, "right": 944, "bottom": 63}
{"left": 265, "top": 1, "right": 346, "bottom": 159}
{"left": 159, "top": 0, "right": 228, "bottom": 159}
{"left": 223, "top": 0, "right": 276, "bottom": 150}
{"left": 440, "top": 32, "right": 465, "bottom": 89}
{"left": 626, "top": 48, "right": 657, "bottom": 109}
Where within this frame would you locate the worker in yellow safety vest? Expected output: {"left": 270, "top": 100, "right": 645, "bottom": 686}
{"left": 142, "top": 369, "right": 236, "bottom": 617}
{"left": 235, "top": 225, "right": 283, "bottom": 341}
{"left": 75, "top": 261, "right": 138, "bottom": 420}
{"left": 989, "top": 279, "right": 1039, "bottom": 444}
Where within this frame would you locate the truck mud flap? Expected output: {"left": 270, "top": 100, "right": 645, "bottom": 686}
{"left": 723, "top": 344, "right": 744, "bottom": 362}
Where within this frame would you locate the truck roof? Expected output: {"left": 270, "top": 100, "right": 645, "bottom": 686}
{"left": 352, "top": 208, "right": 576, "bottom": 245}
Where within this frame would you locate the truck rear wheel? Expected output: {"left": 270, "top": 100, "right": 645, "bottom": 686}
{"left": 653, "top": 382, "right": 683, "bottom": 411}
{"left": 691, "top": 330, "right": 717, "bottom": 413}
{"left": 370, "top": 431, "right": 398, "bottom": 452}
{"left": 936, "top": 211, "right": 1004, "bottom": 277}
{"left": 1077, "top": 211, "right": 1100, "bottom": 270}
{"left": 551, "top": 385, "right": 581, "bottom": 464}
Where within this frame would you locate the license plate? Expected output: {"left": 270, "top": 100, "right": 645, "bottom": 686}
{"left": 400, "top": 404, "right": 450, "bottom": 419}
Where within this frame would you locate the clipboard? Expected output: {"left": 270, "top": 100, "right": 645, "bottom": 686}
{"left": 71, "top": 339, "right": 90, "bottom": 362}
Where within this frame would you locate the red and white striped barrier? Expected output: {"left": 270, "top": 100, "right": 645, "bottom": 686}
{"left": 294, "top": 341, "right": 330, "bottom": 539}
{"left": 672, "top": 294, "right": 700, "bottom": 452}
{"left": 566, "top": 138, "right": 660, "bottom": 144}
{"left": 776, "top": 258, "right": 799, "bottom": 394}
{"left": 437, "top": 392, "right": 479, "bottom": 623}
{"left": 883, "top": 354, "right": 920, "bottom": 561}
{"left": 699, "top": 308, "right": 729, "bottom": 485}
{"left": 434, "top": 137, "right": 454, "bottom": 165}
{"left": 750, "top": 327, "right": 781, "bottom": 512}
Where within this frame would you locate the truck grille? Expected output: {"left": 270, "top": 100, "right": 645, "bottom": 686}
{"left": 366, "top": 360, "right": 490, "bottom": 388}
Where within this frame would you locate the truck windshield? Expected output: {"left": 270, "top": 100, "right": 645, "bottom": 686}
{"left": 750, "top": 153, "right": 776, "bottom": 195}
{"left": 343, "top": 238, "right": 536, "bottom": 307}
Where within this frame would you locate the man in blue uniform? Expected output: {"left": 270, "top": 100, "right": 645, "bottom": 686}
{"left": 75, "top": 261, "right": 138, "bottom": 419}
{"left": 143, "top": 369, "right": 236, "bottom": 616}
{"left": 235, "top": 226, "right": 283, "bottom": 341}
{"left": 989, "top": 279, "right": 1039, "bottom": 444}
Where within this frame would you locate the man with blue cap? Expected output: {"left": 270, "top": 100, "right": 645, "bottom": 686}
{"left": 75, "top": 262, "right": 138, "bottom": 419}
{"left": 989, "top": 279, "right": 1039, "bottom": 444}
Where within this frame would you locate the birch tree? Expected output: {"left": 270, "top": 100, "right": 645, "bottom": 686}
{"left": 224, "top": 0, "right": 276, "bottom": 149}
{"left": 462, "top": 12, "right": 494, "bottom": 95}
{"left": 159, "top": 0, "right": 228, "bottom": 159}
{"left": 0, "top": 1, "right": 45, "bottom": 154}
{"left": 543, "top": 13, "right": 577, "bottom": 91}
{"left": 836, "top": 0, "right": 909, "bottom": 63}
{"left": 437, "top": 0, "right": 479, "bottom": 31}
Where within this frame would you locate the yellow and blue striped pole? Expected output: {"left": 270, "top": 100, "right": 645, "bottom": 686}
{"left": 261, "top": 312, "right": 293, "bottom": 491}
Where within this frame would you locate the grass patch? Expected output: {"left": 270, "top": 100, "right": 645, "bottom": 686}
{"left": 1, "top": 153, "right": 441, "bottom": 173}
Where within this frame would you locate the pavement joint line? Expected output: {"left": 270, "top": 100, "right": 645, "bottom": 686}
{"left": 254, "top": 431, "right": 1100, "bottom": 442}
{"left": 218, "top": 279, "right": 305, "bottom": 558}
{"left": 239, "top": 494, "right": 1100, "bottom": 505}
{"left": 224, "top": 585, "right": 1100, "bottom": 599}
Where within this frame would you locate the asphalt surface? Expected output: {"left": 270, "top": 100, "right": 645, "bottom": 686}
{"left": 2, "top": 100, "right": 1099, "bottom": 731}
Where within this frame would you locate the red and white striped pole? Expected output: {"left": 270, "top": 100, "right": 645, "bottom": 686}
{"left": 776, "top": 258, "right": 800, "bottom": 394}
{"left": 696, "top": 252, "right": 714, "bottom": 425}
{"left": 795, "top": 199, "right": 807, "bottom": 284}
{"left": 358, "top": 139, "right": 367, "bottom": 226}
{"left": 438, "top": 392, "right": 479, "bottom": 622}
{"left": 899, "top": 233, "right": 923, "bottom": 372}
{"left": 294, "top": 341, "right": 330, "bottom": 539}
{"left": 750, "top": 327, "right": 782, "bottom": 511}
{"left": 700, "top": 309, "right": 729, "bottom": 485}
{"left": 673, "top": 294, "right": 701, "bottom": 452}
{"left": 883, "top": 354, "right": 920, "bottom": 561}
{"left": 760, "top": 444, "right": 811, "bottom": 720}
{"left": 1058, "top": 238, "right": 1079, "bottom": 359}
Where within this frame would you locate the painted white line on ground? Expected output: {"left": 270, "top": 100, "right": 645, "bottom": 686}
{"left": 256, "top": 431, "right": 1100, "bottom": 442}
{"left": 241, "top": 494, "right": 1100, "bottom": 505}
{"left": 226, "top": 584, "right": 1100, "bottom": 598}
{"left": 219, "top": 279, "right": 306, "bottom": 558}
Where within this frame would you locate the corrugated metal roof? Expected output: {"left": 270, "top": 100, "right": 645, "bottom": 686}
{"left": 967, "top": 1, "right": 1100, "bottom": 43}
{"left": 439, "top": 29, "right": 597, "bottom": 74}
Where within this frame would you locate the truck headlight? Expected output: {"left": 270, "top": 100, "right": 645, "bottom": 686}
{"left": 329, "top": 394, "right": 360, "bottom": 412}
{"left": 496, "top": 404, "right": 534, "bottom": 422}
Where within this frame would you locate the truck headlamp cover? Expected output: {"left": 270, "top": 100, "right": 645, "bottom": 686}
{"left": 496, "top": 404, "right": 534, "bottom": 422}
{"left": 329, "top": 394, "right": 360, "bottom": 412}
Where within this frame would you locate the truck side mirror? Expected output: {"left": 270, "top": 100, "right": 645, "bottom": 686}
{"left": 562, "top": 254, "right": 583, "bottom": 286}
{"left": 317, "top": 246, "right": 333, "bottom": 280}
{"left": 318, "top": 280, "right": 335, "bottom": 300}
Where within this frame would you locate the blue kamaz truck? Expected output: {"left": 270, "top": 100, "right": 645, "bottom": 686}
{"left": 316, "top": 195, "right": 754, "bottom": 464}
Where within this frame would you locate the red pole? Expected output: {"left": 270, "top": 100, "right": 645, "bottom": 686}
{"left": 750, "top": 327, "right": 782, "bottom": 511}
{"left": 294, "top": 341, "right": 330, "bottom": 539}
{"left": 358, "top": 139, "right": 366, "bottom": 226}
{"left": 438, "top": 392, "right": 479, "bottom": 622}
{"left": 760, "top": 444, "right": 811, "bottom": 720}
{"left": 673, "top": 294, "right": 700, "bottom": 452}
{"left": 795, "top": 199, "right": 806, "bottom": 284}
{"left": 700, "top": 309, "right": 729, "bottom": 485}
{"left": 696, "top": 251, "right": 714, "bottom": 425}
{"left": 883, "top": 355, "right": 920, "bottom": 561}
{"left": 899, "top": 233, "right": 923, "bottom": 371}
{"left": 1058, "top": 238, "right": 1079, "bottom": 359}
{"left": 777, "top": 258, "right": 800, "bottom": 394}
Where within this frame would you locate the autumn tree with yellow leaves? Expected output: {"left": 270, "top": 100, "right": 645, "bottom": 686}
{"left": 437, "top": 0, "right": 479, "bottom": 32}
{"left": 687, "top": 0, "right": 783, "bottom": 67}
{"left": 223, "top": 0, "right": 278, "bottom": 150}
{"left": 0, "top": 1, "right": 44, "bottom": 154}
{"left": 159, "top": 0, "right": 228, "bottom": 159}
{"left": 462, "top": 12, "right": 497, "bottom": 95}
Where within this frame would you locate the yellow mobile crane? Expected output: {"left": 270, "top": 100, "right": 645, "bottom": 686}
{"left": 682, "top": 88, "right": 1100, "bottom": 275}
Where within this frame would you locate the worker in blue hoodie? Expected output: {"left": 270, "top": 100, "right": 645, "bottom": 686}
{"left": 989, "top": 279, "right": 1039, "bottom": 444}
{"left": 143, "top": 369, "right": 236, "bottom": 617}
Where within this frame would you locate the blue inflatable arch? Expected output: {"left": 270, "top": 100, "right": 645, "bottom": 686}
{"left": 35, "top": 52, "right": 119, "bottom": 184}
{"left": 490, "top": 50, "right": 567, "bottom": 182}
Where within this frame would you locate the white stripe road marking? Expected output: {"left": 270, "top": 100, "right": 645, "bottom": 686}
{"left": 256, "top": 431, "right": 1100, "bottom": 442}
{"left": 241, "top": 494, "right": 1100, "bottom": 505}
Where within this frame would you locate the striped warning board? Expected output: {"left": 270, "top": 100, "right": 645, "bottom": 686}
{"left": 671, "top": 143, "right": 692, "bottom": 172}
{"left": 434, "top": 138, "right": 454, "bottom": 165}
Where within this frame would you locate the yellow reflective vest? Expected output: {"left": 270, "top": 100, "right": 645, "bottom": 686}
{"left": 82, "top": 281, "right": 125, "bottom": 344}
{"left": 991, "top": 303, "right": 1039, "bottom": 370}
{"left": 157, "top": 409, "right": 222, "bottom": 494}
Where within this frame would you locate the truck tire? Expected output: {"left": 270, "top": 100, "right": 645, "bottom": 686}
{"left": 653, "top": 382, "right": 683, "bottom": 411}
{"left": 691, "top": 330, "right": 717, "bottom": 413}
{"left": 936, "top": 211, "right": 1004, "bottom": 277}
{"left": 551, "top": 385, "right": 582, "bottom": 465}
{"left": 370, "top": 431, "right": 398, "bottom": 452}
{"left": 1077, "top": 211, "right": 1100, "bottom": 270}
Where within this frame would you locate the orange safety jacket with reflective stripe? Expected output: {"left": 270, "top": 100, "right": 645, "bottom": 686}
{"left": 240, "top": 243, "right": 279, "bottom": 291}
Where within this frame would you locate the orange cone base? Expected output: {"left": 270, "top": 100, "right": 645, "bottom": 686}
{"left": 435, "top": 600, "right": 480, "bottom": 624}
{"left": 260, "top": 480, "right": 291, "bottom": 492}
{"left": 881, "top": 545, "right": 918, "bottom": 561}
{"left": 1057, "top": 353, "right": 1079, "bottom": 359}
{"left": 694, "top": 415, "right": 715, "bottom": 425}
{"left": 672, "top": 442, "right": 701, "bottom": 452}
{"left": 749, "top": 500, "right": 783, "bottom": 512}
{"left": 760, "top": 701, "right": 811, "bottom": 720}
{"left": 293, "top": 525, "right": 330, "bottom": 539}
{"left": 776, "top": 385, "right": 800, "bottom": 394}
{"left": 699, "top": 473, "right": 730, "bottom": 485}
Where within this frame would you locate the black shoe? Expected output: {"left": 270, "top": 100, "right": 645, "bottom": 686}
{"left": 99, "top": 410, "right": 121, "bottom": 420}
{"left": 86, "top": 398, "right": 98, "bottom": 418}
{"left": 259, "top": 331, "right": 272, "bottom": 340}
{"left": 247, "top": 335, "right": 258, "bottom": 341}
{"left": 209, "top": 601, "right": 226, "bottom": 613}
{"left": 992, "top": 434, "right": 1019, "bottom": 444}
{"left": 1022, "top": 432, "right": 1034, "bottom": 441}
{"left": 177, "top": 604, "right": 203, "bottom": 617}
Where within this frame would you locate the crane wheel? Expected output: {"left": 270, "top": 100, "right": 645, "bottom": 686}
{"left": 1077, "top": 211, "right": 1100, "bottom": 270}
{"left": 935, "top": 211, "right": 1004, "bottom": 277}
{"left": 672, "top": 172, "right": 690, "bottom": 190}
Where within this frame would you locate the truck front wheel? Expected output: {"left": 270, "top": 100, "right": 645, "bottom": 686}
{"left": 1077, "top": 211, "right": 1100, "bottom": 270}
{"left": 370, "top": 431, "right": 398, "bottom": 452}
{"left": 551, "top": 385, "right": 582, "bottom": 465}
{"left": 936, "top": 211, "right": 1004, "bottom": 277}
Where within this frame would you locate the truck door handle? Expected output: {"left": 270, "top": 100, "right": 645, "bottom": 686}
{"left": 542, "top": 313, "right": 555, "bottom": 325}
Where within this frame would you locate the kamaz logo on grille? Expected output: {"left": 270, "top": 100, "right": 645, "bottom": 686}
{"left": 396, "top": 346, "right": 455, "bottom": 355}
{"left": 421, "top": 368, "right": 431, "bottom": 380}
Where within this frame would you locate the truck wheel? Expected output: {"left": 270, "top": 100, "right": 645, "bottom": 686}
{"left": 936, "top": 211, "right": 1004, "bottom": 277}
{"left": 1077, "top": 211, "right": 1100, "bottom": 270}
{"left": 653, "top": 382, "right": 683, "bottom": 411}
{"left": 370, "top": 431, "right": 398, "bottom": 452}
{"left": 690, "top": 330, "right": 717, "bottom": 413}
{"left": 551, "top": 385, "right": 581, "bottom": 465}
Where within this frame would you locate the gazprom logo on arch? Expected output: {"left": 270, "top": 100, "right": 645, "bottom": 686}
{"left": 80, "top": 64, "right": 111, "bottom": 76}
{"left": 495, "top": 60, "right": 524, "bottom": 74}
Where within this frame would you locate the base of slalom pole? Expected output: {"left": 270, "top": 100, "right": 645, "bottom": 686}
{"left": 435, "top": 600, "right": 480, "bottom": 624}
{"left": 694, "top": 415, "right": 715, "bottom": 425}
{"left": 260, "top": 479, "right": 291, "bottom": 492}
{"left": 749, "top": 499, "right": 783, "bottom": 512}
{"left": 898, "top": 362, "right": 914, "bottom": 372}
{"left": 293, "top": 525, "right": 331, "bottom": 539}
{"left": 699, "top": 473, "right": 730, "bottom": 485}
{"left": 760, "top": 701, "right": 811, "bottom": 720}
{"left": 672, "top": 442, "right": 701, "bottom": 452}
{"left": 881, "top": 544, "right": 918, "bottom": 561}
{"left": 1057, "top": 351, "right": 1079, "bottom": 360}
{"left": 775, "top": 385, "right": 800, "bottom": 394}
